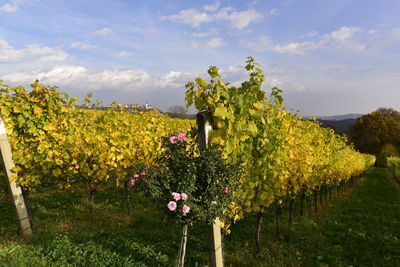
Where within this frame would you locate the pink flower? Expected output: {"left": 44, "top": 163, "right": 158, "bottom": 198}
{"left": 129, "top": 179, "right": 136, "bottom": 187}
{"left": 133, "top": 174, "right": 140, "bottom": 178}
{"left": 181, "top": 205, "right": 190, "bottom": 214}
{"left": 177, "top": 132, "right": 187, "bottom": 141}
{"left": 223, "top": 186, "right": 229, "bottom": 194}
{"left": 167, "top": 201, "right": 177, "bottom": 211}
{"left": 180, "top": 193, "right": 188, "bottom": 200}
{"left": 170, "top": 136, "right": 178, "bottom": 144}
{"left": 172, "top": 192, "right": 181, "bottom": 201}
{"left": 140, "top": 172, "right": 146, "bottom": 176}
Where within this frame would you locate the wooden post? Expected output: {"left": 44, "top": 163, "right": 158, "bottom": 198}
{"left": 197, "top": 112, "right": 224, "bottom": 267}
{"left": 177, "top": 223, "right": 188, "bottom": 267}
{"left": 0, "top": 117, "right": 33, "bottom": 236}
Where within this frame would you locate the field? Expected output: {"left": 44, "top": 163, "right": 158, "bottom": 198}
{"left": 0, "top": 61, "right": 395, "bottom": 267}
{"left": 1, "top": 167, "right": 399, "bottom": 266}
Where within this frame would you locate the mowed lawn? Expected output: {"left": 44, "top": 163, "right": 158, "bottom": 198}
{"left": 1, "top": 168, "right": 399, "bottom": 266}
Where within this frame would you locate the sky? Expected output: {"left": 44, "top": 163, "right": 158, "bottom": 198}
{"left": 1, "top": 0, "right": 400, "bottom": 116}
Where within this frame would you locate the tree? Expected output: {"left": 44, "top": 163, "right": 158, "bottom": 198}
{"left": 349, "top": 107, "right": 400, "bottom": 166}
{"left": 168, "top": 105, "right": 188, "bottom": 119}
{"left": 375, "top": 107, "right": 400, "bottom": 120}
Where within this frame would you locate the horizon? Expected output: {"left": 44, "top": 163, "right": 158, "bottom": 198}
{"left": 1, "top": 0, "right": 400, "bottom": 116}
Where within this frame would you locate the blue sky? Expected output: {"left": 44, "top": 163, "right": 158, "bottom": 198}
{"left": 1, "top": 0, "right": 400, "bottom": 115}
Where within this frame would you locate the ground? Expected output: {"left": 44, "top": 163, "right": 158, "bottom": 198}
{"left": 1, "top": 168, "right": 399, "bottom": 266}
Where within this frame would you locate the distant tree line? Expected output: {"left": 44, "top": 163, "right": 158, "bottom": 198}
{"left": 349, "top": 107, "right": 400, "bottom": 167}
{"left": 167, "top": 105, "right": 195, "bottom": 119}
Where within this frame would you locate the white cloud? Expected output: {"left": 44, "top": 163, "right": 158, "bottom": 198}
{"left": 0, "top": 3, "right": 17, "bottom": 12}
{"left": 191, "top": 37, "right": 226, "bottom": 49}
{"left": 39, "top": 53, "right": 69, "bottom": 63}
{"left": 162, "top": 8, "right": 211, "bottom": 27}
{"left": 1, "top": 64, "right": 259, "bottom": 95}
{"left": 220, "top": 66, "right": 249, "bottom": 86}
{"left": 2, "top": 65, "right": 151, "bottom": 92}
{"left": 368, "top": 29, "right": 378, "bottom": 35}
{"left": 214, "top": 8, "right": 262, "bottom": 29}
{"left": 2, "top": 66, "right": 200, "bottom": 95}
{"left": 249, "top": 26, "right": 369, "bottom": 55}
{"left": 0, "top": 0, "right": 28, "bottom": 13}
{"left": 274, "top": 42, "right": 320, "bottom": 54}
{"left": 162, "top": 6, "right": 261, "bottom": 29}
{"left": 156, "top": 71, "right": 196, "bottom": 88}
{"left": 0, "top": 39, "right": 69, "bottom": 63}
{"left": 117, "top": 51, "right": 134, "bottom": 57}
{"left": 343, "top": 43, "right": 367, "bottom": 51}
{"left": 270, "top": 78, "right": 283, "bottom": 87}
{"left": 323, "top": 26, "right": 369, "bottom": 51}
{"left": 70, "top": 42, "right": 96, "bottom": 50}
{"left": 330, "top": 26, "right": 361, "bottom": 42}
{"left": 270, "top": 8, "right": 280, "bottom": 16}
{"left": 203, "top": 2, "right": 219, "bottom": 12}
{"left": 249, "top": 36, "right": 321, "bottom": 55}
{"left": 93, "top": 27, "right": 112, "bottom": 35}
{"left": 191, "top": 29, "right": 219, "bottom": 38}
{"left": 390, "top": 28, "right": 400, "bottom": 39}
{"left": 206, "top": 37, "right": 225, "bottom": 48}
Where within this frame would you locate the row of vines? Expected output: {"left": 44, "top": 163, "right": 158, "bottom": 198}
{"left": 185, "top": 57, "right": 375, "bottom": 249}
{"left": 387, "top": 156, "right": 400, "bottom": 182}
{"left": 0, "top": 57, "right": 375, "bottom": 265}
{"left": 0, "top": 80, "right": 194, "bottom": 219}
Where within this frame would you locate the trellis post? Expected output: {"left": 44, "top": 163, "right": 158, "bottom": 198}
{"left": 0, "top": 117, "right": 33, "bottom": 236}
{"left": 197, "top": 112, "right": 224, "bottom": 267}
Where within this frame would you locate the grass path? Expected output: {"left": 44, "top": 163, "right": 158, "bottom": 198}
{"left": 1, "top": 168, "right": 399, "bottom": 266}
{"left": 225, "top": 167, "right": 400, "bottom": 266}
{"left": 314, "top": 168, "right": 400, "bottom": 266}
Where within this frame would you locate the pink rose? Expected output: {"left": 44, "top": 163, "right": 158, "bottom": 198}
{"left": 140, "top": 172, "right": 146, "bottom": 176}
{"left": 170, "top": 136, "right": 178, "bottom": 144}
{"left": 167, "top": 201, "right": 177, "bottom": 211}
{"left": 180, "top": 193, "right": 188, "bottom": 200}
{"left": 223, "top": 186, "right": 229, "bottom": 194}
{"left": 172, "top": 192, "right": 181, "bottom": 201}
{"left": 177, "top": 132, "right": 187, "bottom": 141}
{"left": 133, "top": 174, "right": 140, "bottom": 178}
{"left": 129, "top": 179, "right": 136, "bottom": 187}
{"left": 181, "top": 205, "right": 190, "bottom": 214}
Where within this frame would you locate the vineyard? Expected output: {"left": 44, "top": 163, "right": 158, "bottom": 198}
{"left": 388, "top": 156, "right": 400, "bottom": 183}
{"left": 0, "top": 58, "right": 393, "bottom": 266}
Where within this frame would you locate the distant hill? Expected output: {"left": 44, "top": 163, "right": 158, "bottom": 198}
{"left": 301, "top": 114, "right": 363, "bottom": 134}
{"left": 316, "top": 113, "right": 363, "bottom": 120}
{"left": 318, "top": 118, "right": 357, "bottom": 134}
{"left": 302, "top": 114, "right": 363, "bottom": 134}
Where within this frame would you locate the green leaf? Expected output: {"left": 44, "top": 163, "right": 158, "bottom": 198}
{"left": 214, "top": 105, "right": 229, "bottom": 119}
{"left": 52, "top": 168, "right": 62, "bottom": 177}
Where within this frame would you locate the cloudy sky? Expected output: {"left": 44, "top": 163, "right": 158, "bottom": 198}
{"left": 1, "top": 0, "right": 400, "bottom": 116}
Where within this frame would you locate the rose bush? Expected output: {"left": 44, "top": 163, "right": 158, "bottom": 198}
{"left": 145, "top": 131, "right": 240, "bottom": 225}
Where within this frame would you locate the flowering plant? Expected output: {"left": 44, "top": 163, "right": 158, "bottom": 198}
{"left": 167, "top": 192, "right": 191, "bottom": 215}
{"left": 128, "top": 171, "right": 147, "bottom": 188}
{"left": 146, "top": 131, "right": 240, "bottom": 225}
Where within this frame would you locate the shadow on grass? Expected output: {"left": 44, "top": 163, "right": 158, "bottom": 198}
{"left": 1, "top": 168, "right": 399, "bottom": 266}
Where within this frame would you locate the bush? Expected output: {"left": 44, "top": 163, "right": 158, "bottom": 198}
{"left": 145, "top": 131, "right": 240, "bottom": 225}
{"left": 377, "top": 143, "right": 398, "bottom": 167}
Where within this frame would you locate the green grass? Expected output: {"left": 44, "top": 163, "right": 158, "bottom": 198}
{"left": 1, "top": 168, "right": 399, "bottom": 266}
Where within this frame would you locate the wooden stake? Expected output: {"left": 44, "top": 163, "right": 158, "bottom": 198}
{"left": 177, "top": 224, "right": 188, "bottom": 267}
{"left": 197, "top": 112, "right": 224, "bottom": 267}
{"left": 0, "top": 117, "right": 33, "bottom": 236}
